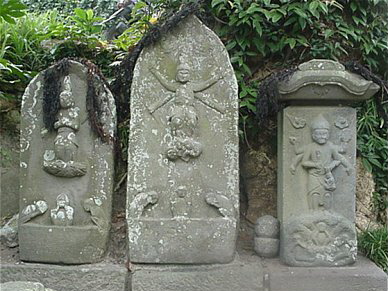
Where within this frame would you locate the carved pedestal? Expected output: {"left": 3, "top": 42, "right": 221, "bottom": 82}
{"left": 277, "top": 60, "right": 379, "bottom": 267}
{"left": 127, "top": 15, "right": 239, "bottom": 264}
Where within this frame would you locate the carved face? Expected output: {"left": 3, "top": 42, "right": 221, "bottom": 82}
{"left": 57, "top": 193, "right": 70, "bottom": 207}
{"left": 59, "top": 91, "right": 74, "bottom": 108}
{"left": 312, "top": 129, "right": 329, "bottom": 145}
{"left": 176, "top": 69, "right": 190, "bottom": 83}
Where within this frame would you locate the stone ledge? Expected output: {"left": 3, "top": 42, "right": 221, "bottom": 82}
{"left": 262, "top": 255, "right": 388, "bottom": 291}
{"left": 131, "top": 253, "right": 264, "bottom": 291}
{"left": 0, "top": 261, "right": 128, "bottom": 291}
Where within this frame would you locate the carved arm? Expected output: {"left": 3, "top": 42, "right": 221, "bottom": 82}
{"left": 150, "top": 69, "right": 178, "bottom": 92}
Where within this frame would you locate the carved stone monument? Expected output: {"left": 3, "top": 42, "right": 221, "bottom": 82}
{"left": 18, "top": 60, "right": 116, "bottom": 264}
{"left": 277, "top": 59, "right": 380, "bottom": 266}
{"left": 127, "top": 15, "right": 239, "bottom": 264}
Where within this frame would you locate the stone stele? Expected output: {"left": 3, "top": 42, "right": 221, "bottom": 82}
{"left": 18, "top": 60, "right": 116, "bottom": 264}
{"left": 277, "top": 59, "right": 379, "bottom": 267}
{"left": 127, "top": 15, "right": 239, "bottom": 264}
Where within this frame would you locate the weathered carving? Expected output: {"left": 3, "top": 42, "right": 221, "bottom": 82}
{"left": 289, "top": 114, "right": 352, "bottom": 210}
{"left": 83, "top": 197, "right": 109, "bottom": 232}
{"left": 170, "top": 186, "right": 191, "bottom": 217}
{"left": 129, "top": 191, "right": 159, "bottom": 219}
{"left": 335, "top": 116, "right": 349, "bottom": 129}
{"left": 50, "top": 193, "right": 74, "bottom": 226}
{"left": 286, "top": 113, "right": 306, "bottom": 129}
{"left": 43, "top": 76, "right": 87, "bottom": 177}
{"left": 283, "top": 212, "right": 356, "bottom": 266}
{"left": 148, "top": 57, "right": 224, "bottom": 162}
{"left": 205, "top": 192, "right": 234, "bottom": 217}
{"left": 20, "top": 200, "right": 48, "bottom": 224}
{"left": 127, "top": 16, "right": 239, "bottom": 264}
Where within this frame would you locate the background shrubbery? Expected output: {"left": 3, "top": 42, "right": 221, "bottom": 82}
{"left": 0, "top": 0, "right": 387, "bottom": 270}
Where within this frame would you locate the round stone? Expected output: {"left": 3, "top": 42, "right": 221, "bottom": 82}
{"left": 254, "top": 237, "right": 279, "bottom": 258}
{"left": 255, "top": 215, "right": 280, "bottom": 238}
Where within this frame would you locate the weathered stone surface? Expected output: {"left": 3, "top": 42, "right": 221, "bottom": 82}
{"left": 279, "top": 106, "right": 357, "bottom": 266}
{"left": 255, "top": 215, "right": 279, "bottom": 238}
{"left": 18, "top": 60, "right": 116, "bottom": 264}
{"left": 254, "top": 237, "right": 279, "bottom": 258}
{"left": 355, "top": 158, "right": 381, "bottom": 232}
{"left": 131, "top": 255, "right": 263, "bottom": 291}
{"left": 241, "top": 147, "right": 277, "bottom": 223}
{"left": 254, "top": 215, "right": 279, "bottom": 258}
{"left": 278, "top": 59, "right": 380, "bottom": 102}
{"left": 262, "top": 255, "right": 388, "bottom": 291}
{"left": 277, "top": 60, "right": 380, "bottom": 267}
{"left": 0, "top": 262, "right": 127, "bottom": 291}
{"left": 127, "top": 15, "right": 239, "bottom": 264}
{"left": 0, "top": 214, "right": 19, "bottom": 247}
{"left": 0, "top": 281, "right": 56, "bottom": 291}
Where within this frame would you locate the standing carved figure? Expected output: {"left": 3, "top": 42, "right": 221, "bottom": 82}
{"left": 148, "top": 58, "right": 225, "bottom": 162}
{"left": 43, "top": 76, "right": 87, "bottom": 177}
{"left": 53, "top": 76, "right": 80, "bottom": 162}
{"left": 290, "top": 114, "right": 351, "bottom": 210}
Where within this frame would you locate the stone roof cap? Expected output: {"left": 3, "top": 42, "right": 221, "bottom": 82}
{"left": 278, "top": 59, "right": 380, "bottom": 103}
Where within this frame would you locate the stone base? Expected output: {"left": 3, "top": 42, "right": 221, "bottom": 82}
{"left": 131, "top": 254, "right": 263, "bottom": 291}
{"left": 262, "top": 255, "right": 388, "bottom": 291}
{"left": 128, "top": 217, "right": 237, "bottom": 264}
{"left": 0, "top": 261, "right": 128, "bottom": 291}
{"left": 19, "top": 223, "right": 109, "bottom": 264}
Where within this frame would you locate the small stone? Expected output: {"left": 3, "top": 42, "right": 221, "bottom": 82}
{"left": 0, "top": 214, "right": 19, "bottom": 248}
{"left": 254, "top": 237, "right": 279, "bottom": 258}
{"left": 254, "top": 215, "right": 279, "bottom": 238}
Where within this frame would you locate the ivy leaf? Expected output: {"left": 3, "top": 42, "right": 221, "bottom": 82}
{"left": 285, "top": 38, "right": 296, "bottom": 49}
{"left": 211, "top": 0, "right": 225, "bottom": 8}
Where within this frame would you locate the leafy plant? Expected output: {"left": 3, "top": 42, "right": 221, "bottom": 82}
{"left": 358, "top": 227, "right": 388, "bottom": 272}
{"left": 0, "top": 0, "right": 26, "bottom": 23}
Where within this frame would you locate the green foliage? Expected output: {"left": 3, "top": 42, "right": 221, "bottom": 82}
{"left": 114, "top": 1, "right": 158, "bottom": 51}
{"left": 358, "top": 227, "right": 388, "bottom": 272}
{"left": 0, "top": 0, "right": 26, "bottom": 23}
{"left": 357, "top": 100, "right": 388, "bottom": 218}
{"left": 22, "top": 0, "right": 117, "bottom": 18}
{"left": 209, "top": 0, "right": 388, "bottom": 221}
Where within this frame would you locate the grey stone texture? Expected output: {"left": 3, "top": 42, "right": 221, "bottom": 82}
{"left": 0, "top": 214, "right": 19, "bottom": 247}
{"left": 131, "top": 255, "right": 263, "bottom": 291}
{"left": 127, "top": 15, "right": 239, "bottom": 264}
{"left": 262, "top": 255, "right": 388, "bottom": 291}
{"left": 277, "top": 59, "right": 380, "bottom": 267}
{"left": 0, "top": 262, "right": 127, "bottom": 291}
{"left": 254, "top": 215, "right": 279, "bottom": 258}
{"left": 18, "top": 60, "right": 116, "bottom": 264}
{"left": 0, "top": 281, "right": 56, "bottom": 291}
{"left": 278, "top": 59, "right": 380, "bottom": 102}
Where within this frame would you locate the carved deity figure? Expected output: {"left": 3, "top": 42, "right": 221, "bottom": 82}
{"left": 50, "top": 193, "right": 74, "bottom": 226}
{"left": 43, "top": 76, "right": 87, "bottom": 177}
{"left": 290, "top": 114, "right": 351, "bottom": 210}
{"left": 83, "top": 197, "right": 108, "bottom": 232}
{"left": 170, "top": 186, "right": 192, "bottom": 217}
{"left": 53, "top": 76, "right": 80, "bottom": 162}
{"left": 148, "top": 59, "right": 225, "bottom": 162}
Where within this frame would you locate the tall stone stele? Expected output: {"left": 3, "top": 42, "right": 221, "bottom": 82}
{"left": 127, "top": 15, "right": 239, "bottom": 264}
{"left": 19, "top": 60, "right": 116, "bottom": 264}
{"left": 277, "top": 59, "right": 379, "bottom": 267}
